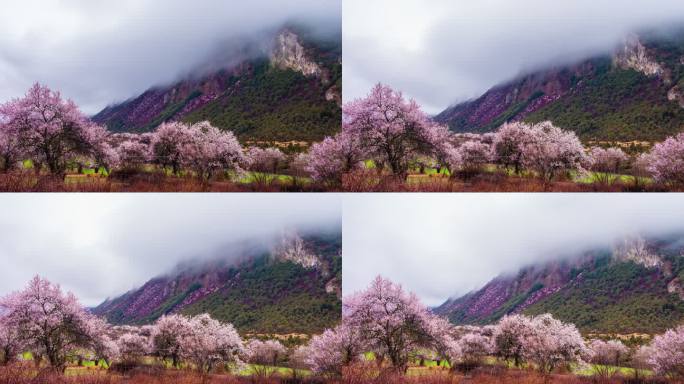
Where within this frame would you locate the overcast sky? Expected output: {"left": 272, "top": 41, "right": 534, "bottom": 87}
{"left": 0, "top": 194, "right": 341, "bottom": 306}
{"left": 0, "top": 0, "right": 341, "bottom": 114}
{"left": 343, "top": 0, "right": 684, "bottom": 114}
{"left": 343, "top": 194, "right": 684, "bottom": 307}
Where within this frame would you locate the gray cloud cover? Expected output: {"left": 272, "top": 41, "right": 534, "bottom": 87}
{"left": 344, "top": 0, "right": 684, "bottom": 114}
{"left": 343, "top": 194, "right": 684, "bottom": 306}
{"left": 0, "top": 0, "right": 341, "bottom": 114}
{"left": 0, "top": 194, "right": 341, "bottom": 306}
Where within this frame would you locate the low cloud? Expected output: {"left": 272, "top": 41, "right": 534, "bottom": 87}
{"left": 0, "top": 194, "right": 341, "bottom": 306}
{"left": 344, "top": 0, "right": 684, "bottom": 114}
{"left": 343, "top": 194, "right": 684, "bottom": 306}
{"left": 0, "top": 0, "right": 341, "bottom": 114}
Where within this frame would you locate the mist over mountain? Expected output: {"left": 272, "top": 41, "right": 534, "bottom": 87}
{"left": 92, "top": 25, "right": 341, "bottom": 143}
{"left": 435, "top": 28, "right": 684, "bottom": 143}
{"left": 0, "top": 194, "right": 341, "bottom": 307}
{"left": 0, "top": 0, "right": 341, "bottom": 114}
{"left": 93, "top": 231, "right": 342, "bottom": 335}
{"left": 344, "top": 0, "right": 684, "bottom": 114}
{"left": 435, "top": 234, "right": 684, "bottom": 335}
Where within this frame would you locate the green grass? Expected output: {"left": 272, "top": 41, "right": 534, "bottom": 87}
{"left": 407, "top": 163, "right": 648, "bottom": 187}
{"left": 237, "top": 364, "right": 310, "bottom": 377}
{"left": 237, "top": 172, "right": 302, "bottom": 184}
{"left": 375, "top": 352, "right": 651, "bottom": 379}
{"left": 23, "top": 356, "right": 303, "bottom": 379}
{"left": 573, "top": 363, "right": 651, "bottom": 377}
{"left": 573, "top": 171, "right": 640, "bottom": 184}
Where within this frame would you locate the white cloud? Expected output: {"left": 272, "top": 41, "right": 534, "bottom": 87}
{"left": 343, "top": 194, "right": 684, "bottom": 306}
{"left": 343, "top": 0, "right": 684, "bottom": 114}
{"left": 0, "top": 194, "right": 341, "bottom": 306}
{"left": 0, "top": 0, "right": 341, "bottom": 114}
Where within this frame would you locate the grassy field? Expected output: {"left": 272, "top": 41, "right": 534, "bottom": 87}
{"left": 405, "top": 163, "right": 647, "bottom": 186}
{"left": 361, "top": 353, "right": 654, "bottom": 380}
{"left": 18, "top": 352, "right": 309, "bottom": 379}
{"left": 0, "top": 159, "right": 672, "bottom": 192}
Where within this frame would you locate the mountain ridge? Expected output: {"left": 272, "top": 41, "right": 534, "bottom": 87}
{"left": 92, "top": 25, "right": 341, "bottom": 143}
{"left": 92, "top": 231, "right": 342, "bottom": 335}
{"left": 434, "top": 235, "right": 684, "bottom": 334}
{"left": 434, "top": 29, "right": 684, "bottom": 143}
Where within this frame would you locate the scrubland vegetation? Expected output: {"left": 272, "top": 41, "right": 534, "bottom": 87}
{"left": 327, "top": 276, "right": 684, "bottom": 383}
{"left": 1, "top": 83, "right": 683, "bottom": 192}
{"left": 0, "top": 276, "right": 342, "bottom": 383}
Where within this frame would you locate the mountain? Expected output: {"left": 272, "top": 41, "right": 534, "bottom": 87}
{"left": 434, "top": 235, "right": 684, "bottom": 334}
{"left": 92, "top": 231, "right": 342, "bottom": 335}
{"left": 435, "top": 29, "right": 684, "bottom": 144}
{"left": 92, "top": 26, "right": 341, "bottom": 144}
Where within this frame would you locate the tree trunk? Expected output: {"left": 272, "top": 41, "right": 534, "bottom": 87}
{"left": 0, "top": 347, "right": 10, "bottom": 365}
{"left": 32, "top": 352, "right": 43, "bottom": 368}
{"left": 0, "top": 155, "right": 10, "bottom": 173}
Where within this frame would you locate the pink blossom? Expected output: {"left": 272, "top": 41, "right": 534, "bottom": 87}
{"left": 587, "top": 339, "right": 629, "bottom": 377}
{"left": 182, "top": 313, "right": 244, "bottom": 373}
{"left": 289, "top": 345, "right": 311, "bottom": 378}
{"left": 343, "top": 276, "right": 438, "bottom": 372}
{"left": 643, "top": 133, "right": 684, "bottom": 187}
{"left": 150, "top": 314, "right": 193, "bottom": 368}
{"left": 305, "top": 131, "right": 365, "bottom": 184}
{"left": 92, "top": 335, "right": 118, "bottom": 366}
{"left": 303, "top": 323, "right": 364, "bottom": 377}
{"left": 0, "top": 83, "right": 103, "bottom": 175}
{"left": 587, "top": 147, "right": 629, "bottom": 184}
{"left": 244, "top": 339, "right": 287, "bottom": 370}
{"left": 648, "top": 325, "right": 684, "bottom": 378}
{"left": 343, "top": 84, "right": 450, "bottom": 178}
{"left": 447, "top": 140, "right": 493, "bottom": 177}
{"left": 0, "top": 276, "right": 103, "bottom": 371}
{"left": 246, "top": 147, "right": 287, "bottom": 175}
{"left": 150, "top": 121, "right": 245, "bottom": 179}
{"left": 492, "top": 122, "right": 538, "bottom": 174}
{"left": 150, "top": 121, "right": 195, "bottom": 175}
{"left": 115, "top": 139, "right": 150, "bottom": 170}
{"left": 632, "top": 344, "right": 655, "bottom": 378}
{"left": 519, "top": 313, "right": 587, "bottom": 374}
{"left": 519, "top": 121, "right": 587, "bottom": 184}
{"left": 116, "top": 332, "right": 150, "bottom": 364}
{"left": 186, "top": 122, "right": 246, "bottom": 180}
{"left": 587, "top": 147, "right": 629, "bottom": 173}
{"left": 446, "top": 331, "right": 493, "bottom": 371}
{"left": 289, "top": 152, "right": 312, "bottom": 182}
{"left": 492, "top": 314, "right": 536, "bottom": 367}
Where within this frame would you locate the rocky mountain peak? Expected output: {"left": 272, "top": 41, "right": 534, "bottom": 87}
{"left": 612, "top": 236, "right": 663, "bottom": 268}
{"left": 613, "top": 34, "right": 664, "bottom": 77}
{"left": 93, "top": 232, "right": 341, "bottom": 333}
{"left": 274, "top": 231, "right": 321, "bottom": 269}
{"left": 270, "top": 29, "right": 322, "bottom": 78}
{"left": 437, "top": 30, "right": 684, "bottom": 140}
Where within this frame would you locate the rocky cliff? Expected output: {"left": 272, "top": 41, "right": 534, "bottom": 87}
{"left": 434, "top": 235, "right": 684, "bottom": 334}
{"left": 93, "top": 26, "right": 341, "bottom": 143}
{"left": 435, "top": 29, "right": 684, "bottom": 143}
{"left": 92, "top": 231, "right": 342, "bottom": 334}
